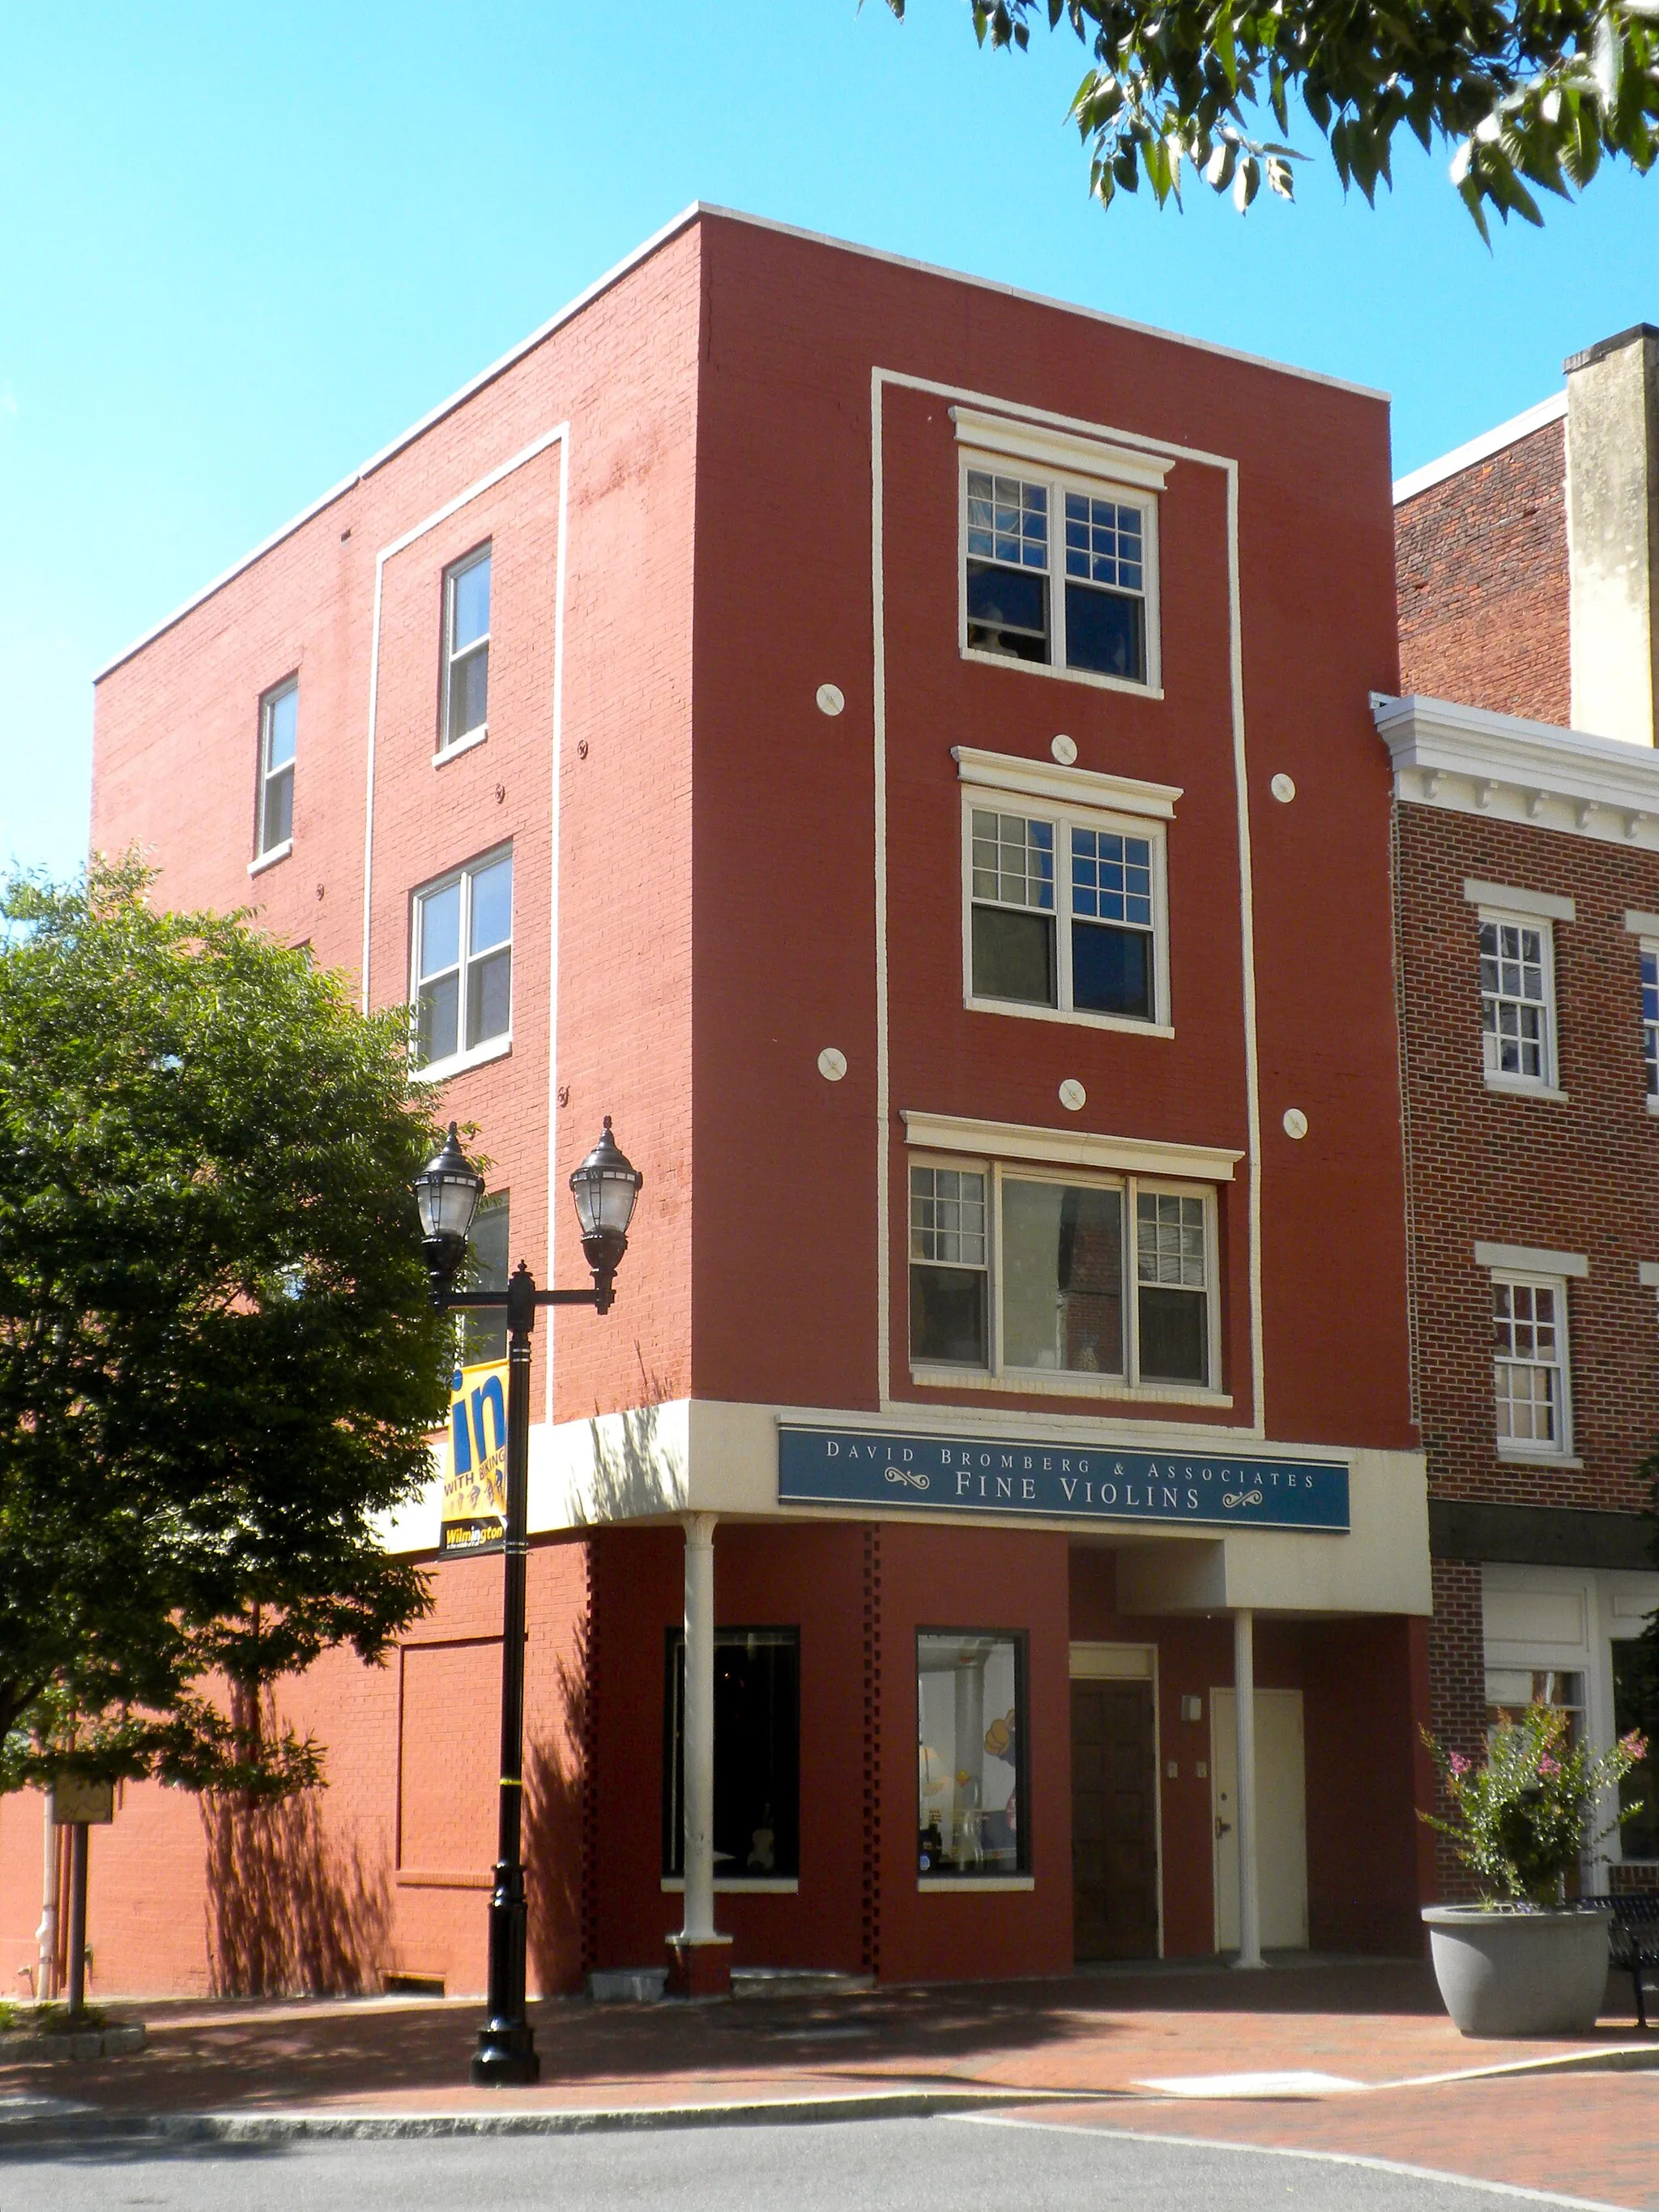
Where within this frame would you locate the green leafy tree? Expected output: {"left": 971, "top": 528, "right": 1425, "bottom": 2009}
{"left": 877, "top": 0, "right": 1658, "bottom": 235}
{"left": 0, "top": 859, "right": 453, "bottom": 1802}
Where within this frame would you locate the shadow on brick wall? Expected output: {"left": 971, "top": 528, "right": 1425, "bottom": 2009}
{"left": 202, "top": 1787, "right": 394, "bottom": 1996}
{"left": 524, "top": 1622, "right": 586, "bottom": 1996}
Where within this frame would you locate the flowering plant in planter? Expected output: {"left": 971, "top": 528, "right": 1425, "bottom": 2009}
{"left": 1422, "top": 1706, "right": 1648, "bottom": 1907}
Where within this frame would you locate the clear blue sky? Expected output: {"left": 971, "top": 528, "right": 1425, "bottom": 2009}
{"left": 2, "top": 2, "right": 1653, "bottom": 880}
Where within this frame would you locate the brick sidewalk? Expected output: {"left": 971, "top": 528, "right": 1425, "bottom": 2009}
{"left": 1, "top": 1958, "right": 1653, "bottom": 2123}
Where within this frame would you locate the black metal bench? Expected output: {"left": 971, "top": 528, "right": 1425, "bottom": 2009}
{"left": 1582, "top": 1893, "right": 1659, "bottom": 2030}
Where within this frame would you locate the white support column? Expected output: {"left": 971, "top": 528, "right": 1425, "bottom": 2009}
{"left": 680, "top": 1513, "right": 719, "bottom": 1945}
{"left": 1233, "top": 1607, "right": 1265, "bottom": 1971}
{"left": 35, "top": 1793, "right": 58, "bottom": 2002}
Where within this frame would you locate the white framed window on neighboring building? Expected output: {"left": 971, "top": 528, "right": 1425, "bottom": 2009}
{"left": 254, "top": 676, "right": 297, "bottom": 862}
{"left": 1474, "top": 1242, "right": 1585, "bottom": 1461}
{"left": 953, "top": 409, "right": 1167, "bottom": 695}
{"left": 956, "top": 749, "right": 1177, "bottom": 1034}
{"left": 1625, "top": 917, "right": 1659, "bottom": 1111}
{"left": 908, "top": 1154, "right": 1220, "bottom": 1396}
{"left": 1464, "top": 882, "right": 1572, "bottom": 1098}
{"left": 411, "top": 846, "right": 513, "bottom": 1076}
{"left": 441, "top": 543, "right": 492, "bottom": 754}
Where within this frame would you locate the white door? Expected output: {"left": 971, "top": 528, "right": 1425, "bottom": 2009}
{"left": 1210, "top": 1688, "right": 1308, "bottom": 1952}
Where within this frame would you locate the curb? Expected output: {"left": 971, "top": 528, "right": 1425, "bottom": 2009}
{"left": 0, "top": 2026, "right": 146, "bottom": 2065}
{"left": 0, "top": 2086, "right": 1090, "bottom": 2147}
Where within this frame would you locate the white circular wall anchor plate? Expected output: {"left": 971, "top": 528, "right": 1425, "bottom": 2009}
{"left": 1270, "top": 772, "right": 1296, "bottom": 803}
{"left": 817, "top": 1047, "right": 848, "bottom": 1082}
{"left": 1058, "top": 1078, "right": 1087, "bottom": 1112}
{"left": 1282, "top": 1106, "right": 1308, "bottom": 1140}
{"left": 1051, "top": 734, "right": 1077, "bottom": 765}
{"left": 816, "top": 684, "right": 846, "bottom": 717}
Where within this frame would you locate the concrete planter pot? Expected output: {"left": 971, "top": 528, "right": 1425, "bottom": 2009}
{"left": 1423, "top": 1905, "right": 1611, "bottom": 2038}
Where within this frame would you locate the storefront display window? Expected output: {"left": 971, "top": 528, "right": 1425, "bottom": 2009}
{"left": 916, "top": 1631, "right": 1026, "bottom": 1877}
{"left": 663, "top": 1628, "right": 799, "bottom": 1881}
{"left": 1612, "top": 1641, "right": 1659, "bottom": 1862}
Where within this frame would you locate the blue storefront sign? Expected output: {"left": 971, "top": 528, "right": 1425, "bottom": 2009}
{"left": 777, "top": 1424, "right": 1348, "bottom": 1533}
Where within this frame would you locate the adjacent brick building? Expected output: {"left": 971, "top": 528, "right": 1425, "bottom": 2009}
{"left": 2, "top": 209, "right": 1436, "bottom": 2001}
{"left": 1383, "top": 324, "right": 1659, "bottom": 1893}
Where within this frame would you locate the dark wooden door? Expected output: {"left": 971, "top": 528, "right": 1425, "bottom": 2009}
{"left": 1071, "top": 1679, "right": 1159, "bottom": 1962}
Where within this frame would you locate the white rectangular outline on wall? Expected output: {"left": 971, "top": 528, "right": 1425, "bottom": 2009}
{"left": 358, "top": 422, "right": 570, "bottom": 1420}
{"left": 871, "top": 369, "right": 1265, "bottom": 1437}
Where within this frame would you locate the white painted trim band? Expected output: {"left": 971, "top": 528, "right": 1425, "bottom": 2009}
{"left": 952, "top": 405, "right": 1173, "bottom": 492}
{"left": 1392, "top": 391, "right": 1567, "bottom": 506}
{"left": 1463, "top": 880, "right": 1576, "bottom": 923}
{"left": 902, "top": 1108, "right": 1241, "bottom": 1184}
{"left": 953, "top": 745, "right": 1181, "bottom": 821}
{"left": 1473, "top": 1241, "right": 1589, "bottom": 1279}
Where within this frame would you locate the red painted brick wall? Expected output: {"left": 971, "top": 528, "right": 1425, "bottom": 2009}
{"left": 689, "top": 217, "right": 1414, "bottom": 1450}
{"left": 1395, "top": 421, "right": 1571, "bottom": 724}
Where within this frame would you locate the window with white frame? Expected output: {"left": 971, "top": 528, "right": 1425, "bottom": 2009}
{"left": 1491, "top": 1275, "right": 1570, "bottom": 1455}
{"left": 966, "top": 802, "right": 1162, "bottom": 1025}
{"left": 412, "top": 848, "right": 512, "bottom": 1073}
{"left": 441, "top": 544, "right": 492, "bottom": 750}
{"left": 964, "top": 465, "right": 1157, "bottom": 689}
{"left": 1642, "top": 946, "right": 1659, "bottom": 1100}
{"left": 910, "top": 1159, "right": 1215, "bottom": 1390}
{"left": 257, "top": 677, "right": 297, "bottom": 855}
{"left": 1478, "top": 914, "right": 1555, "bottom": 1088}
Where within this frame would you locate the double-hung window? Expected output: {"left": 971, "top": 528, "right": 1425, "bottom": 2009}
{"left": 441, "top": 544, "right": 492, "bottom": 751}
{"left": 910, "top": 1157, "right": 1218, "bottom": 1392}
{"left": 962, "top": 764, "right": 1171, "bottom": 1028}
{"left": 412, "top": 848, "right": 513, "bottom": 1074}
{"left": 1466, "top": 883, "right": 1571, "bottom": 1096}
{"left": 1491, "top": 1276, "right": 1567, "bottom": 1453}
{"left": 1641, "top": 946, "right": 1659, "bottom": 1102}
{"left": 957, "top": 412, "right": 1165, "bottom": 692}
{"left": 257, "top": 677, "right": 297, "bottom": 857}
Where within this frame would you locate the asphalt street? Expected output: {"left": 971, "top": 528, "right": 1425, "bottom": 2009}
{"left": 0, "top": 2114, "right": 1627, "bottom": 2212}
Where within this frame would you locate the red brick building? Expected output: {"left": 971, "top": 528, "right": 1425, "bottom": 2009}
{"left": 1386, "top": 324, "right": 1659, "bottom": 1893}
{"left": 1, "top": 209, "right": 1434, "bottom": 2001}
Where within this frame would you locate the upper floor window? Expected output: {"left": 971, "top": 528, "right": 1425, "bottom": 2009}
{"left": 441, "top": 544, "right": 491, "bottom": 751}
{"left": 910, "top": 1159, "right": 1216, "bottom": 1393}
{"left": 1479, "top": 917, "right": 1552, "bottom": 1087}
{"left": 1491, "top": 1274, "right": 1567, "bottom": 1454}
{"left": 412, "top": 847, "right": 512, "bottom": 1075}
{"left": 1465, "top": 882, "right": 1572, "bottom": 1098}
{"left": 257, "top": 677, "right": 297, "bottom": 856}
{"left": 1642, "top": 946, "right": 1659, "bottom": 1101}
{"left": 966, "top": 800, "right": 1166, "bottom": 1028}
{"left": 965, "top": 467, "right": 1155, "bottom": 688}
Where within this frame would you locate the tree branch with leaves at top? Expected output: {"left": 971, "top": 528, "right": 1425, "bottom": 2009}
{"left": 877, "top": 0, "right": 1658, "bottom": 235}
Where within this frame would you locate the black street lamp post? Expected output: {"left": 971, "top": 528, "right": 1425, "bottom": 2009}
{"left": 413, "top": 1116, "right": 642, "bottom": 2088}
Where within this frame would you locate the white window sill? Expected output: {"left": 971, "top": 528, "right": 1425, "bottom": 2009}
{"left": 1494, "top": 1442, "right": 1583, "bottom": 1468}
{"left": 962, "top": 644, "right": 1162, "bottom": 702}
{"left": 910, "top": 1365, "right": 1230, "bottom": 1409}
{"left": 917, "top": 1875, "right": 1034, "bottom": 1893}
{"left": 1482, "top": 1077, "right": 1568, "bottom": 1104}
{"left": 660, "top": 1877, "right": 798, "bottom": 1895}
{"left": 411, "top": 1033, "right": 512, "bottom": 1086}
{"left": 248, "top": 841, "right": 292, "bottom": 877}
{"left": 434, "top": 725, "right": 488, "bottom": 768}
{"left": 966, "top": 995, "right": 1174, "bottom": 1041}
{"left": 1646, "top": 1095, "right": 1659, "bottom": 1117}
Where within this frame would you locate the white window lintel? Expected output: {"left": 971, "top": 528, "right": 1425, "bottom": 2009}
{"left": 902, "top": 1108, "right": 1240, "bottom": 1185}
{"left": 1639, "top": 1262, "right": 1659, "bottom": 1291}
{"left": 953, "top": 745, "right": 1181, "bottom": 822}
{"left": 952, "top": 407, "right": 1172, "bottom": 494}
{"left": 1626, "top": 911, "right": 1659, "bottom": 938}
{"left": 1473, "top": 1241, "right": 1589, "bottom": 1279}
{"left": 1464, "top": 880, "right": 1576, "bottom": 924}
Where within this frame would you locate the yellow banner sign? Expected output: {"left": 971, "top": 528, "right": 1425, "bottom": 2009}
{"left": 441, "top": 1360, "right": 508, "bottom": 1554}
